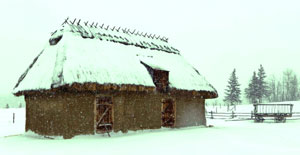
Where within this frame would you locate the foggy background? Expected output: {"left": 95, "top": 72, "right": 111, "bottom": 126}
{"left": 1, "top": 0, "right": 300, "bottom": 106}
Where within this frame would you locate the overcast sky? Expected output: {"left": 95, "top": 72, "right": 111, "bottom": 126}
{"left": 0, "top": 0, "right": 300, "bottom": 102}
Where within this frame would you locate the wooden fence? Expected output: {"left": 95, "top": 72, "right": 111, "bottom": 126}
{"left": 206, "top": 111, "right": 300, "bottom": 120}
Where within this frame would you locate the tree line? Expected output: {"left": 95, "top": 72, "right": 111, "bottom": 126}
{"left": 224, "top": 65, "right": 300, "bottom": 105}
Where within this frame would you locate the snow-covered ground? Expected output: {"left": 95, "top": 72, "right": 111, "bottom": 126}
{"left": 0, "top": 108, "right": 25, "bottom": 137}
{"left": 1, "top": 106, "right": 300, "bottom": 155}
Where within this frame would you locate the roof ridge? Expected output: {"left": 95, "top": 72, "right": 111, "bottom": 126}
{"left": 51, "top": 17, "right": 180, "bottom": 55}
{"left": 61, "top": 17, "right": 170, "bottom": 43}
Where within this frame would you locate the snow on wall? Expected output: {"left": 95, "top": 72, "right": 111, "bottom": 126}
{"left": 13, "top": 23, "right": 217, "bottom": 94}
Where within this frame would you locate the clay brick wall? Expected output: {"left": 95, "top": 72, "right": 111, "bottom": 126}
{"left": 25, "top": 92, "right": 95, "bottom": 138}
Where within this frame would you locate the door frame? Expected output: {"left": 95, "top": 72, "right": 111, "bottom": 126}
{"left": 161, "top": 98, "right": 176, "bottom": 127}
{"left": 93, "top": 95, "right": 114, "bottom": 134}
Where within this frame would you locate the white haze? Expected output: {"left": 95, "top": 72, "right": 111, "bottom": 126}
{"left": 0, "top": 0, "right": 300, "bottom": 103}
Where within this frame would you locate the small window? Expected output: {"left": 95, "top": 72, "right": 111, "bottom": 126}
{"left": 141, "top": 62, "right": 169, "bottom": 92}
{"left": 49, "top": 35, "right": 63, "bottom": 45}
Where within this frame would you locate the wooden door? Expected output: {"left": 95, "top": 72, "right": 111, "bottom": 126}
{"left": 95, "top": 96, "right": 113, "bottom": 133}
{"left": 161, "top": 99, "right": 175, "bottom": 127}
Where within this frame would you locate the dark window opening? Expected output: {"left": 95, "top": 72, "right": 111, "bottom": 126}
{"left": 161, "top": 99, "right": 175, "bottom": 127}
{"left": 95, "top": 96, "right": 113, "bottom": 134}
{"left": 49, "top": 35, "right": 63, "bottom": 45}
{"left": 141, "top": 61, "right": 169, "bottom": 93}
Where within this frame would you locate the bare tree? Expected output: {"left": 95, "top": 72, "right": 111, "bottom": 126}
{"left": 267, "top": 69, "right": 300, "bottom": 102}
{"left": 283, "top": 69, "right": 293, "bottom": 101}
{"left": 290, "top": 74, "right": 299, "bottom": 101}
{"left": 268, "top": 75, "right": 277, "bottom": 102}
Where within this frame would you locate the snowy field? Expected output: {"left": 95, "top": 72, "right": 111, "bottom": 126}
{"left": 0, "top": 108, "right": 25, "bottom": 137}
{"left": 1, "top": 106, "right": 300, "bottom": 155}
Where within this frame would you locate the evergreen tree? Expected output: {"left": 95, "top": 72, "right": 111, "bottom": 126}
{"left": 245, "top": 71, "right": 259, "bottom": 104}
{"left": 257, "top": 64, "right": 268, "bottom": 103}
{"left": 223, "top": 69, "right": 242, "bottom": 106}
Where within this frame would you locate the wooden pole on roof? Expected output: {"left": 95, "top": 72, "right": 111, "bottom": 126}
{"left": 62, "top": 17, "right": 69, "bottom": 25}
{"left": 126, "top": 28, "right": 130, "bottom": 34}
{"left": 90, "top": 22, "right": 95, "bottom": 27}
{"left": 100, "top": 23, "right": 104, "bottom": 28}
{"left": 94, "top": 23, "right": 98, "bottom": 28}
{"left": 116, "top": 27, "right": 121, "bottom": 32}
{"left": 84, "top": 21, "right": 89, "bottom": 26}
{"left": 71, "top": 18, "right": 77, "bottom": 24}
{"left": 156, "top": 35, "right": 160, "bottom": 39}
{"left": 131, "top": 29, "right": 136, "bottom": 34}
{"left": 151, "top": 34, "right": 155, "bottom": 39}
{"left": 122, "top": 28, "right": 126, "bottom": 33}
{"left": 111, "top": 26, "right": 115, "bottom": 31}
{"left": 77, "top": 19, "right": 81, "bottom": 25}
{"left": 105, "top": 25, "right": 109, "bottom": 30}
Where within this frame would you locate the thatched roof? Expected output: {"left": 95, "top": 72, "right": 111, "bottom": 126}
{"left": 13, "top": 18, "right": 217, "bottom": 98}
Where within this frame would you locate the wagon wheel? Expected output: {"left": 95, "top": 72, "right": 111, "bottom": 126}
{"left": 283, "top": 117, "right": 286, "bottom": 123}
{"left": 274, "top": 117, "right": 279, "bottom": 123}
{"left": 275, "top": 115, "right": 284, "bottom": 123}
{"left": 254, "top": 116, "right": 264, "bottom": 123}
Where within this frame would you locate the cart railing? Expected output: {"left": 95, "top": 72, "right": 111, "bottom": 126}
{"left": 253, "top": 104, "right": 293, "bottom": 116}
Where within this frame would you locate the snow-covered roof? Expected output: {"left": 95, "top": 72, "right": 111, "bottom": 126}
{"left": 13, "top": 19, "right": 217, "bottom": 97}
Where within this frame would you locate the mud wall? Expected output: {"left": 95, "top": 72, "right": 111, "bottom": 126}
{"left": 25, "top": 92, "right": 95, "bottom": 138}
{"left": 112, "top": 92, "right": 206, "bottom": 132}
{"left": 174, "top": 96, "right": 206, "bottom": 127}
{"left": 25, "top": 93, "right": 66, "bottom": 136}
{"left": 112, "top": 91, "right": 162, "bottom": 133}
{"left": 64, "top": 92, "right": 95, "bottom": 138}
{"left": 25, "top": 90, "right": 207, "bottom": 138}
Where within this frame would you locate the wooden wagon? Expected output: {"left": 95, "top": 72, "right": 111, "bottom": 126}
{"left": 253, "top": 104, "right": 293, "bottom": 123}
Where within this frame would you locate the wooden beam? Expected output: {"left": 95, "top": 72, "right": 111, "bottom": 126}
{"left": 96, "top": 107, "right": 110, "bottom": 127}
